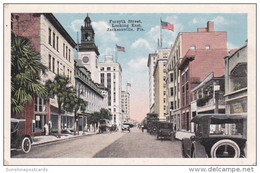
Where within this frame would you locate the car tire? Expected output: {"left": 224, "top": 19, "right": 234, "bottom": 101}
{"left": 210, "top": 139, "right": 240, "bottom": 158}
{"left": 21, "top": 137, "right": 31, "bottom": 153}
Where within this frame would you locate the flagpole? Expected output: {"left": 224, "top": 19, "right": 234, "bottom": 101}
{"left": 115, "top": 44, "right": 118, "bottom": 63}
{"left": 160, "top": 17, "right": 162, "bottom": 48}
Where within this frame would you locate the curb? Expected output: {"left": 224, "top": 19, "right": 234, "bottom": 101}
{"left": 32, "top": 132, "right": 98, "bottom": 147}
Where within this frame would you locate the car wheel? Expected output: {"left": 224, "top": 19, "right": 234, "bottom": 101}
{"left": 210, "top": 139, "right": 240, "bottom": 158}
{"left": 21, "top": 137, "right": 31, "bottom": 153}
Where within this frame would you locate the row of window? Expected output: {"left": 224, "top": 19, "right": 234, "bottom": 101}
{"left": 48, "top": 54, "right": 72, "bottom": 80}
{"left": 100, "top": 67, "right": 117, "bottom": 71}
{"left": 190, "top": 45, "right": 210, "bottom": 50}
{"left": 48, "top": 28, "right": 72, "bottom": 62}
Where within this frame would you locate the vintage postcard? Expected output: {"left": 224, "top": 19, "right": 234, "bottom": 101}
{"left": 3, "top": 3, "right": 256, "bottom": 166}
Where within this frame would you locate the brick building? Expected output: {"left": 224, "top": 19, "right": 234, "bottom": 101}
{"left": 11, "top": 13, "right": 76, "bottom": 136}
{"left": 167, "top": 21, "right": 227, "bottom": 132}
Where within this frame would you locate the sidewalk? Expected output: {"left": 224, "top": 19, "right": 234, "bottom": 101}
{"left": 175, "top": 131, "right": 194, "bottom": 140}
{"left": 32, "top": 131, "right": 98, "bottom": 146}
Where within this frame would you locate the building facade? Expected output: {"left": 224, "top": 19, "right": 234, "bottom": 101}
{"left": 147, "top": 53, "right": 158, "bottom": 113}
{"left": 11, "top": 13, "right": 76, "bottom": 135}
{"left": 74, "top": 60, "right": 107, "bottom": 131}
{"left": 121, "top": 91, "right": 130, "bottom": 122}
{"left": 224, "top": 44, "right": 247, "bottom": 115}
{"left": 98, "top": 56, "right": 122, "bottom": 127}
{"left": 190, "top": 72, "right": 225, "bottom": 132}
{"left": 169, "top": 21, "right": 227, "bottom": 132}
{"left": 153, "top": 49, "right": 170, "bottom": 121}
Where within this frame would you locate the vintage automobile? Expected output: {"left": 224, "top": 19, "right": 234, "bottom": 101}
{"left": 182, "top": 114, "right": 247, "bottom": 158}
{"left": 156, "top": 121, "right": 176, "bottom": 141}
{"left": 147, "top": 121, "right": 159, "bottom": 135}
{"left": 121, "top": 124, "right": 131, "bottom": 132}
{"left": 11, "top": 118, "right": 33, "bottom": 153}
{"left": 99, "top": 119, "right": 112, "bottom": 133}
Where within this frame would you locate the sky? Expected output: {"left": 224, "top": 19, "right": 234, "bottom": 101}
{"left": 54, "top": 13, "right": 247, "bottom": 122}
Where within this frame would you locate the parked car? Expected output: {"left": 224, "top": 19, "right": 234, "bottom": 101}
{"left": 121, "top": 124, "right": 130, "bottom": 132}
{"left": 182, "top": 114, "right": 247, "bottom": 158}
{"left": 156, "top": 121, "right": 176, "bottom": 141}
{"left": 147, "top": 121, "right": 158, "bottom": 135}
{"left": 11, "top": 118, "right": 33, "bottom": 153}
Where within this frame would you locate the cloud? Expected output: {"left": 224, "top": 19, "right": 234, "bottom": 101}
{"left": 212, "top": 16, "right": 230, "bottom": 25}
{"left": 127, "top": 58, "right": 147, "bottom": 72}
{"left": 69, "top": 19, "right": 84, "bottom": 32}
{"left": 131, "top": 38, "right": 153, "bottom": 51}
{"left": 227, "top": 42, "right": 239, "bottom": 50}
{"left": 92, "top": 21, "right": 119, "bottom": 43}
{"left": 189, "top": 17, "right": 207, "bottom": 25}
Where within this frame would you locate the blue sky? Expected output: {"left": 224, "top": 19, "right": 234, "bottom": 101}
{"left": 54, "top": 13, "right": 247, "bottom": 121}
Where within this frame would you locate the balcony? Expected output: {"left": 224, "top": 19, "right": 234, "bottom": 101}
{"left": 196, "top": 96, "right": 225, "bottom": 113}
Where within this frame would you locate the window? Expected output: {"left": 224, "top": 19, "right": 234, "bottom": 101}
{"left": 57, "top": 61, "right": 59, "bottom": 74}
{"left": 70, "top": 71, "right": 72, "bottom": 80}
{"left": 170, "top": 73, "right": 174, "bottom": 82}
{"left": 170, "top": 102, "right": 174, "bottom": 110}
{"left": 56, "top": 36, "right": 59, "bottom": 51}
{"left": 67, "top": 69, "right": 70, "bottom": 78}
{"left": 190, "top": 45, "right": 196, "bottom": 50}
{"left": 107, "top": 67, "right": 111, "bottom": 71}
{"left": 53, "top": 33, "right": 55, "bottom": 49}
{"left": 63, "top": 65, "right": 65, "bottom": 76}
{"left": 100, "top": 67, "right": 104, "bottom": 71}
{"left": 66, "top": 46, "right": 68, "bottom": 59}
{"left": 100, "top": 73, "right": 105, "bottom": 85}
{"left": 48, "top": 28, "right": 51, "bottom": 45}
{"left": 205, "top": 45, "right": 210, "bottom": 50}
{"left": 49, "top": 54, "right": 51, "bottom": 71}
{"left": 63, "top": 43, "right": 65, "bottom": 57}
{"left": 170, "top": 87, "right": 174, "bottom": 96}
{"left": 52, "top": 57, "right": 55, "bottom": 73}
{"left": 69, "top": 49, "right": 71, "bottom": 62}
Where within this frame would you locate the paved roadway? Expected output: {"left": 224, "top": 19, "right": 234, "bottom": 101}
{"left": 12, "top": 127, "right": 182, "bottom": 158}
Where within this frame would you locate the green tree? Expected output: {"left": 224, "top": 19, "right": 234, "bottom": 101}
{"left": 45, "top": 75, "right": 72, "bottom": 138}
{"left": 11, "top": 33, "right": 47, "bottom": 114}
{"left": 64, "top": 90, "right": 87, "bottom": 135}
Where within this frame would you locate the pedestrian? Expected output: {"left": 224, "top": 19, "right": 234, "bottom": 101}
{"left": 48, "top": 120, "right": 52, "bottom": 135}
{"left": 44, "top": 123, "right": 49, "bottom": 136}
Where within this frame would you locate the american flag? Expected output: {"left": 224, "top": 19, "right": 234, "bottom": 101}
{"left": 116, "top": 45, "right": 125, "bottom": 52}
{"left": 161, "top": 21, "right": 174, "bottom": 31}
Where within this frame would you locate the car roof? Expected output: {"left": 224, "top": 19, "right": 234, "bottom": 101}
{"left": 191, "top": 114, "right": 247, "bottom": 124}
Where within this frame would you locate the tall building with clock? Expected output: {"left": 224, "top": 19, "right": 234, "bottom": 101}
{"left": 77, "top": 14, "right": 100, "bottom": 83}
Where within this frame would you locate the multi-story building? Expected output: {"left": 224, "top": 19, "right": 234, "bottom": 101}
{"left": 98, "top": 55, "right": 122, "bottom": 127}
{"left": 11, "top": 13, "right": 76, "bottom": 135}
{"left": 166, "top": 21, "right": 227, "bottom": 132}
{"left": 224, "top": 44, "right": 247, "bottom": 136}
{"left": 190, "top": 72, "right": 225, "bottom": 132}
{"left": 121, "top": 90, "right": 130, "bottom": 122}
{"left": 147, "top": 53, "right": 158, "bottom": 113}
{"left": 153, "top": 48, "right": 170, "bottom": 121}
{"left": 74, "top": 59, "right": 107, "bottom": 131}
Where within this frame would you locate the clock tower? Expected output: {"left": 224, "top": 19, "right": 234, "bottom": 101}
{"left": 78, "top": 14, "right": 100, "bottom": 83}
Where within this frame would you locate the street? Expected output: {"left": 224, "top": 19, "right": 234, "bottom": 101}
{"left": 12, "top": 128, "right": 182, "bottom": 158}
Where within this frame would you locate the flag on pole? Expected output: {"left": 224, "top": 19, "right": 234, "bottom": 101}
{"left": 161, "top": 21, "right": 174, "bottom": 31}
{"left": 116, "top": 45, "right": 125, "bottom": 52}
{"left": 127, "top": 82, "right": 131, "bottom": 87}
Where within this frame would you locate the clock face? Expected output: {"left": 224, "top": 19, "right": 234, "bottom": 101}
{"left": 83, "top": 56, "right": 89, "bottom": 63}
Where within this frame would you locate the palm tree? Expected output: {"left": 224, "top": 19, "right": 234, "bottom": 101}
{"left": 11, "top": 33, "right": 47, "bottom": 114}
{"left": 45, "top": 75, "right": 72, "bottom": 138}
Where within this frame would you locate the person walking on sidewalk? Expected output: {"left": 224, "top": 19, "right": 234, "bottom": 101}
{"left": 48, "top": 121, "right": 52, "bottom": 135}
